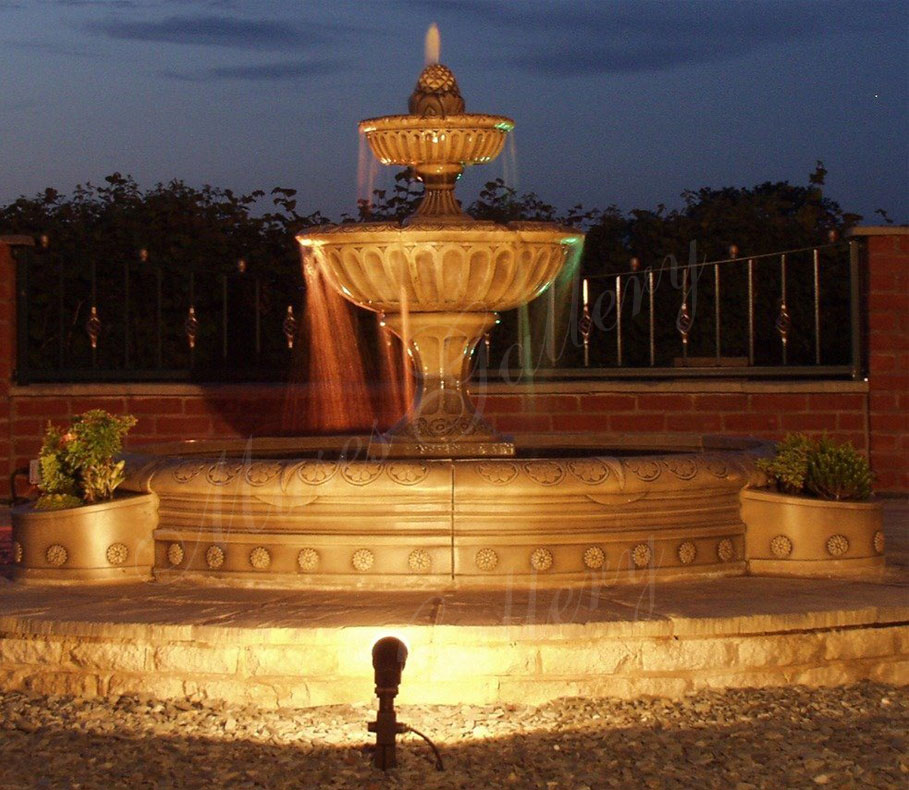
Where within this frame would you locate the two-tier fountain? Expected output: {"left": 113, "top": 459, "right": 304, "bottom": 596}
{"left": 106, "top": 47, "right": 763, "bottom": 588}
{"left": 299, "top": 60, "right": 580, "bottom": 457}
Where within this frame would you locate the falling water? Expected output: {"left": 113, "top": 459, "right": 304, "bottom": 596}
{"left": 290, "top": 250, "right": 376, "bottom": 433}
{"left": 501, "top": 132, "right": 519, "bottom": 193}
{"left": 282, "top": 248, "right": 411, "bottom": 434}
{"left": 357, "top": 131, "right": 381, "bottom": 218}
{"left": 376, "top": 318, "right": 413, "bottom": 426}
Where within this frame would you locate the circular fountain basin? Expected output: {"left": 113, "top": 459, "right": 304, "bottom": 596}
{"left": 120, "top": 436, "right": 766, "bottom": 588}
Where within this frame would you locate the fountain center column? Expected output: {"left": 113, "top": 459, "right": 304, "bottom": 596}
{"left": 382, "top": 311, "right": 508, "bottom": 456}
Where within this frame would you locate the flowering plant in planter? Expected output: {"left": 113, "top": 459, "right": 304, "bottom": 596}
{"left": 756, "top": 433, "right": 873, "bottom": 502}
{"left": 35, "top": 410, "right": 137, "bottom": 510}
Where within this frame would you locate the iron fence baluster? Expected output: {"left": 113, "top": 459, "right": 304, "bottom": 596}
{"left": 57, "top": 253, "right": 65, "bottom": 370}
{"left": 648, "top": 269, "right": 655, "bottom": 366}
{"left": 677, "top": 267, "right": 692, "bottom": 361}
{"left": 186, "top": 273, "right": 197, "bottom": 363}
{"left": 747, "top": 258, "right": 755, "bottom": 366}
{"left": 580, "top": 278, "right": 591, "bottom": 367}
{"left": 255, "top": 277, "right": 262, "bottom": 357}
{"left": 775, "top": 254, "right": 791, "bottom": 365}
{"left": 88, "top": 259, "right": 99, "bottom": 367}
{"left": 124, "top": 259, "right": 130, "bottom": 368}
{"left": 714, "top": 261, "right": 721, "bottom": 363}
{"left": 221, "top": 274, "right": 228, "bottom": 359}
{"left": 813, "top": 248, "right": 821, "bottom": 365}
{"left": 156, "top": 267, "right": 163, "bottom": 369}
{"left": 283, "top": 305, "right": 297, "bottom": 349}
{"left": 615, "top": 274, "right": 623, "bottom": 366}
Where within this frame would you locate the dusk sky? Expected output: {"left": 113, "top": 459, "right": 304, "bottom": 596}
{"left": 2, "top": 0, "right": 907, "bottom": 223}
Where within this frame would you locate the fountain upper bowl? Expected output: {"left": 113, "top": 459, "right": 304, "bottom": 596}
{"left": 297, "top": 221, "right": 583, "bottom": 315}
{"left": 359, "top": 114, "right": 514, "bottom": 167}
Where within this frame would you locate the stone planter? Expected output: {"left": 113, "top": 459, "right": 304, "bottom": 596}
{"left": 741, "top": 488, "right": 885, "bottom": 577}
{"left": 9, "top": 493, "right": 158, "bottom": 583}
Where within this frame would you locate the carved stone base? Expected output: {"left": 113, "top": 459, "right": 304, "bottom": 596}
{"left": 111, "top": 437, "right": 767, "bottom": 588}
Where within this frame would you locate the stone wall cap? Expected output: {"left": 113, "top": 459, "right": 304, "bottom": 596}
{"left": 0, "top": 235, "right": 35, "bottom": 246}
{"left": 846, "top": 226, "right": 909, "bottom": 237}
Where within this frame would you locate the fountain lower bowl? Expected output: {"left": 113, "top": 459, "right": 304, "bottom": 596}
{"left": 120, "top": 435, "right": 767, "bottom": 589}
{"left": 298, "top": 221, "right": 582, "bottom": 314}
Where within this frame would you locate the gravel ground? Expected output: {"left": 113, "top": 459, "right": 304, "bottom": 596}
{"left": 0, "top": 683, "right": 905, "bottom": 789}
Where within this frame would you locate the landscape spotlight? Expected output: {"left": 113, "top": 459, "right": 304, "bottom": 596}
{"left": 368, "top": 636, "right": 408, "bottom": 769}
{"left": 367, "top": 637, "right": 444, "bottom": 771}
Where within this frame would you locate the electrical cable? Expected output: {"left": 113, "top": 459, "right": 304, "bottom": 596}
{"left": 403, "top": 725, "right": 444, "bottom": 771}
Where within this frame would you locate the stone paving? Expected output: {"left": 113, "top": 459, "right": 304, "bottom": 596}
{"left": 0, "top": 682, "right": 906, "bottom": 789}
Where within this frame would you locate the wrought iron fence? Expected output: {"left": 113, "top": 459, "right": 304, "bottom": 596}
{"left": 12, "top": 239, "right": 864, "bottom": 384}
{"left": 14, "top": 244, "right": 304, "bottom": 383}
{"left": 479, "top": 240, "right": 863, "bottom": 381}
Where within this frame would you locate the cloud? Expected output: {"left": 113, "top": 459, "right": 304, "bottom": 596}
{"left": 86, "top": 14, "right": 317, "bottom": 51}
{"left": 401, "top": 0, "right": 904, "bottom": 76}
{"left": 164, "top": 58, "right": 343, "bottom": 82}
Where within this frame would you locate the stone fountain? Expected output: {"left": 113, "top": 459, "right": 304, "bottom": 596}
{"left": 298, "top": 61, "right": 581, "bottom": 457}
{"left": 14, "top": 49, "right": 765, "bottom": 588}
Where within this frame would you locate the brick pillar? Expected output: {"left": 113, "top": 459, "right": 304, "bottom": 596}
{"left": 0, "top": 236, "right": 34, "bottom": 501}
{"left": 849, "top": 227, "right": 909, "bottom": 493}
{"left": 0, "top": 240, "right": 16, "bottom": 501}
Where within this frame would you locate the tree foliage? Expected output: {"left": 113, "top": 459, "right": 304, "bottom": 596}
{"left": 0, "top": 173, "right": 331, "bottom": 278}
{"left": 581, "top": 162, "right": 861, "bottom": 277}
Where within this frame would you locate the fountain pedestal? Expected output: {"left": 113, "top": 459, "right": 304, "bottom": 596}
{"left": 381, "top": 311, "right": 508, "bottom": 456}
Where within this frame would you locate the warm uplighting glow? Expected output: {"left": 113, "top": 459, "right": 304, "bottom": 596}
{"left": 582, "top": 278, "right": 589, "bottom": 308}
{"left": 425, "top": 23, "right": 440, "bottom": 65}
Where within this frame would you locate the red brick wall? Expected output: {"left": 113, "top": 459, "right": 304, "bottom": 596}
{"left": 476, "top": 387, "right": 868, "bottom": 450}
{"left": 3, "top": 385, "right": 296, "bottom": 500}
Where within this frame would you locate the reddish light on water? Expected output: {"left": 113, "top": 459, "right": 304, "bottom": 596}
{"left": 283, "top": 249, "right": 410, "bottom": 434}
{"left": 376, "top": 319, "right": 414, "bottom": 426}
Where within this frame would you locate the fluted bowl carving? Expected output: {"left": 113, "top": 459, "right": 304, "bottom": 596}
{"left": 360, "top": 114, "right": 514, "bottom": 167}
{"left": 299, "top": 222, "right": 582, "bottom": 314}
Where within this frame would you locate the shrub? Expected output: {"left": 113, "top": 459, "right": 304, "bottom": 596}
{"left": 36, "top": 410, "right": 137, "bottom": 510}
{"left": 756, "top": 433, "right": 814, "bottom": 495}
{"left": 757, "top": 433, "right": 873, "bottom": 501}
{"left": 805, "top": 436, "right": 873, "bottom": 501}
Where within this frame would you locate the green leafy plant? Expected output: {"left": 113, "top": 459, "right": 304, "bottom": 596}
{"left": 35, "top": 410, "right": 137, "bottom": 510}
{"left": 757, "top": 433, "right": 873, "bottom": 501}
{"left": 756, "top": 433, "right": 814, "bottom": 495}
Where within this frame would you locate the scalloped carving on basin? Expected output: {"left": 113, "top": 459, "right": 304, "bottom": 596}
{"left": 359, "top": 113, "right": 514, "bottom": 167}
{"left": 299, "top": 222, "right": 581, "bottom": 314}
